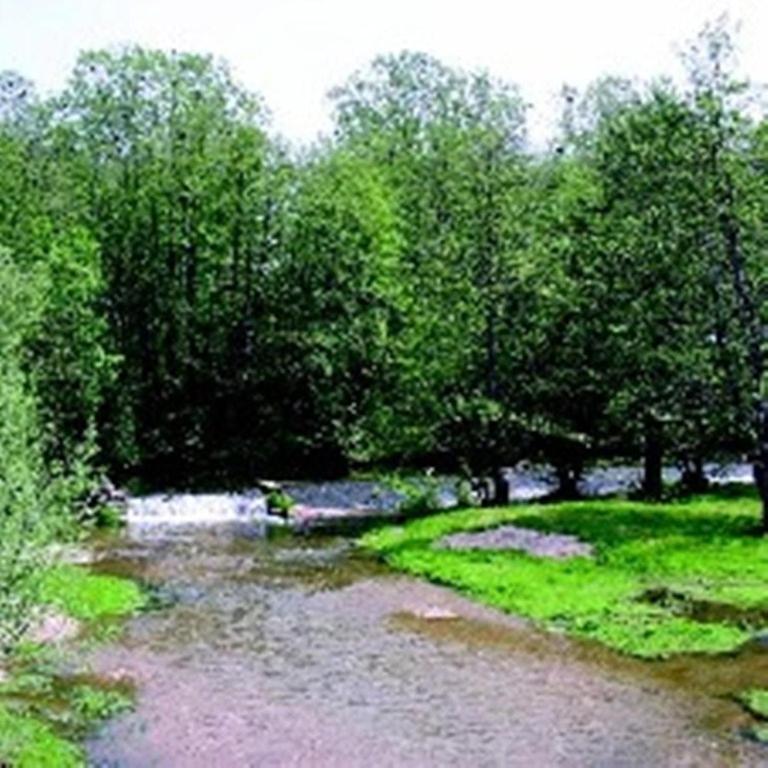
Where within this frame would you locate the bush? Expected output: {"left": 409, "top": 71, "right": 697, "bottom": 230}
{"left": 0, "top": 239, "right": 113, "bottom": 652}
{"left": 0, "top": 249, "right": 50, "bottom": 651}
{"left": 266, "top": 490, "right": 295, "bottom": 516}
{"left": 388, "top": 472, "right": 441, "bottom": 517}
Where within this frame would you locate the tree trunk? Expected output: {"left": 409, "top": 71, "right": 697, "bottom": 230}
{"left": 681, "top": 455, "right": 709, "bottom": 493}
{"left": 490, "top": 466, "right": 510, "bottom": 506}
{"left": 643, "top": 415, "right": 663, "bottom": 500}
{"left": 753, "top": 400, "right": 768, "bottom": 532}
{"left": 552, "top": 461, "right": 582, "bottom": 500}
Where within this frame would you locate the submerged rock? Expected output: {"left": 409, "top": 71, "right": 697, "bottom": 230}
{"left": 49, "top": 544, "right": 98, "bottom": 565}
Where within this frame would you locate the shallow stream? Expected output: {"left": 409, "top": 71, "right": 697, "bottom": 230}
{"left": 83, "top": 521, "right": 767, "bottom": 766}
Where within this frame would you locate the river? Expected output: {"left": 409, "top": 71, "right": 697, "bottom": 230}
{"left": 84, "top": 522, "right": 766, "bottom": 766}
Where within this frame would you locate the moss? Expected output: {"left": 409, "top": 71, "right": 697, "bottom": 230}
{"left": 0, "top": 705, "right": 84, "bottom": 767}
{"left": 36, "top": 565, "right": 146, "bottom": 620}
{"left": 752, "top": 725, "right": 768, "bottom": 744}
{"left": 361, "top": 486, "right": 768, "bottom": 658}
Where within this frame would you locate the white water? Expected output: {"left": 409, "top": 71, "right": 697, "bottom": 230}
{"left": 126, "top": 492, "right": 271, "bottom": 529}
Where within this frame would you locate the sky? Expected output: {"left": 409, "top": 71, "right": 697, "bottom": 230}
{"left": 2, "top": 0, "right": 768, "bottom": 146}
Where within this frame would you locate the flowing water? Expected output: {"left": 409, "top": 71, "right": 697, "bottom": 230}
{"left": 84, "top": 520, "right": 768, "bottom": 767}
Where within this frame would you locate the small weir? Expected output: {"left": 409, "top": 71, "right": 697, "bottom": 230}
{"left": 126, "top": 492, "right": 276, "bottom": 530}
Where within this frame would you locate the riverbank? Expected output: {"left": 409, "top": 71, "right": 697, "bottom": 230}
{"left": 361, "top": 485, "right": 768, "bottom": 741}
{"left": 0, "top": 561, "right": 146, "bottom": 766}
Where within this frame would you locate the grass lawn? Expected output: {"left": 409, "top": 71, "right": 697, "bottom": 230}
{"left": 361, "top": 485, "right": 768, "bottom": 659}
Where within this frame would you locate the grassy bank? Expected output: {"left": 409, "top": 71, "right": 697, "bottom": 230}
{"left": 742, "top": 689, "right": 768, "bottom": 743}
{"left": 361, "top": 486, "right": 768, "bottom": 659}
{"left": 0, "top": 563, "right": 144, "bottom": 766}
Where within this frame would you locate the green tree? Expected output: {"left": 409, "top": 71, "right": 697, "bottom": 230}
{"left": 683, "top": 19, "right": 768, "bottom": 527}
{"left": 331, "top": 52, "right": 528, "bottom": 499}
{"left": 50, "top": 47, "right": 277, "bottom": 482}
{"left": 0, "top": 249, "right": 48, "bottom": 649}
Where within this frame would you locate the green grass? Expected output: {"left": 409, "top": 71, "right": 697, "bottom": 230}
{"left": 69, "top": 684, "right": 132, "bottom": 723}
{"left": 743, "top": 689, "right": 768, "bottom": 719}
{"left": 743, "top": 687, "right": 768, "bottom": 745}
{"left": 361, "top": 486, "right": 768, "bottom": 658}
{"left": 0, "top": 564, "right": 144, "bottom": 764}
{"left": 0, "top": 677, "right": 133, "bottom": 768}
{"left": 36, "top": 565, "right": 146, "bottom": 620}
{"left": 0, "top": 705, "right": 84, "bottom": 767}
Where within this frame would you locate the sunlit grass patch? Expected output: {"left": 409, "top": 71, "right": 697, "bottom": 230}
{"left": 36, "top": 565, "right": 146, "bottom": 620}
{"left": 742, "top": 689, "right": 768, "bottom": 719}
{"left": 0, "top": 563, "right": 145, "bottom": 764}
{"left": 361, "top": 486, "right": 768, "bottom": 658}
{"left": 0, "top": 643, "right": 134, "bottom": 767}
{"left": 0, "top": 677, "right": 133, "bottom": 768}
{"left": 0, "top": 705, "right": 83, "bottom": 767}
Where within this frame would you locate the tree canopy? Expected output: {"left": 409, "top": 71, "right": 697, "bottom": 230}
{"left": 3, "top": 20, "right": 768, "bottom": 528}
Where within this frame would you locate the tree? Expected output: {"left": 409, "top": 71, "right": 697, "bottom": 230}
{"left": 255, "top": 147, "right": 405, "bottom": 475}
{"left": 0, "top": 248, "right": 48, "bottom": 649}
{"left": 589, "top": 84, "right": 728, "bottom": 498}
{"left": 50, "top": 47, "right": 277, "bottom": 483}
{"left": 503, "top": 151, "right": 613, "bottom": 497}
{"left": 683, "top": 19, "right": 768, "bottom": 528}
{"left": 331, "top": 52, "right": 528, "bottom": 500}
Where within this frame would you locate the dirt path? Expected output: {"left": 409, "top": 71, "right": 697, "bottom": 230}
{"left": 85, "top": 528, "right": 764, "bottom": 767}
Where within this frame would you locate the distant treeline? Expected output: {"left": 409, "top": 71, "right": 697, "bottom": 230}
{"left": 2, "top": 19, "right": 768, "bottom": 526}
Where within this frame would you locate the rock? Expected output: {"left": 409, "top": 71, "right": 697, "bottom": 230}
{"left": 51, "top": 544, "right": 97, "bottom": 565}
{"left": 27, "top": 611, "right": 81, "bottom": 645}
{"left": 88, "top": 476, "right": 129, "bottom": 509}
{"left": 438, "top": 524, "right": 594, "bottom": 559}
{"left": 103, "top": 667, "right": 134, "bottom": 684}
{"left": 414, "top": 606, "right": 459, "bottom": 621}
{"left": 289, "top": 504, "right": 388, "bottom": 534}
{"left": 255, "top": 479, "right": 283, "bottom": 493}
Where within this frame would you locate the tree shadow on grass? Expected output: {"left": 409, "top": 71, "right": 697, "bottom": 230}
{"left": 513, "top": 489, "right": 761, "bottom": 548}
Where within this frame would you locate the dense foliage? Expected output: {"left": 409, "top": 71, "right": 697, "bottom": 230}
{"left": 3, "top": 20, "right": 768, "bottom": 592}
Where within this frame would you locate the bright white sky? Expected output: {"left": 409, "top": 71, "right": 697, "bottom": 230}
{"left": 1, "top": 0, "right": 767, "bottom": 146}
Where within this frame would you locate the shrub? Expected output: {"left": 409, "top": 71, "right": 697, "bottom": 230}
{"left": 0, "top": 249, "right": 50, "bottom": 651}
{"left": 266, "top": 490, "right": 295, "bottom": 516}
